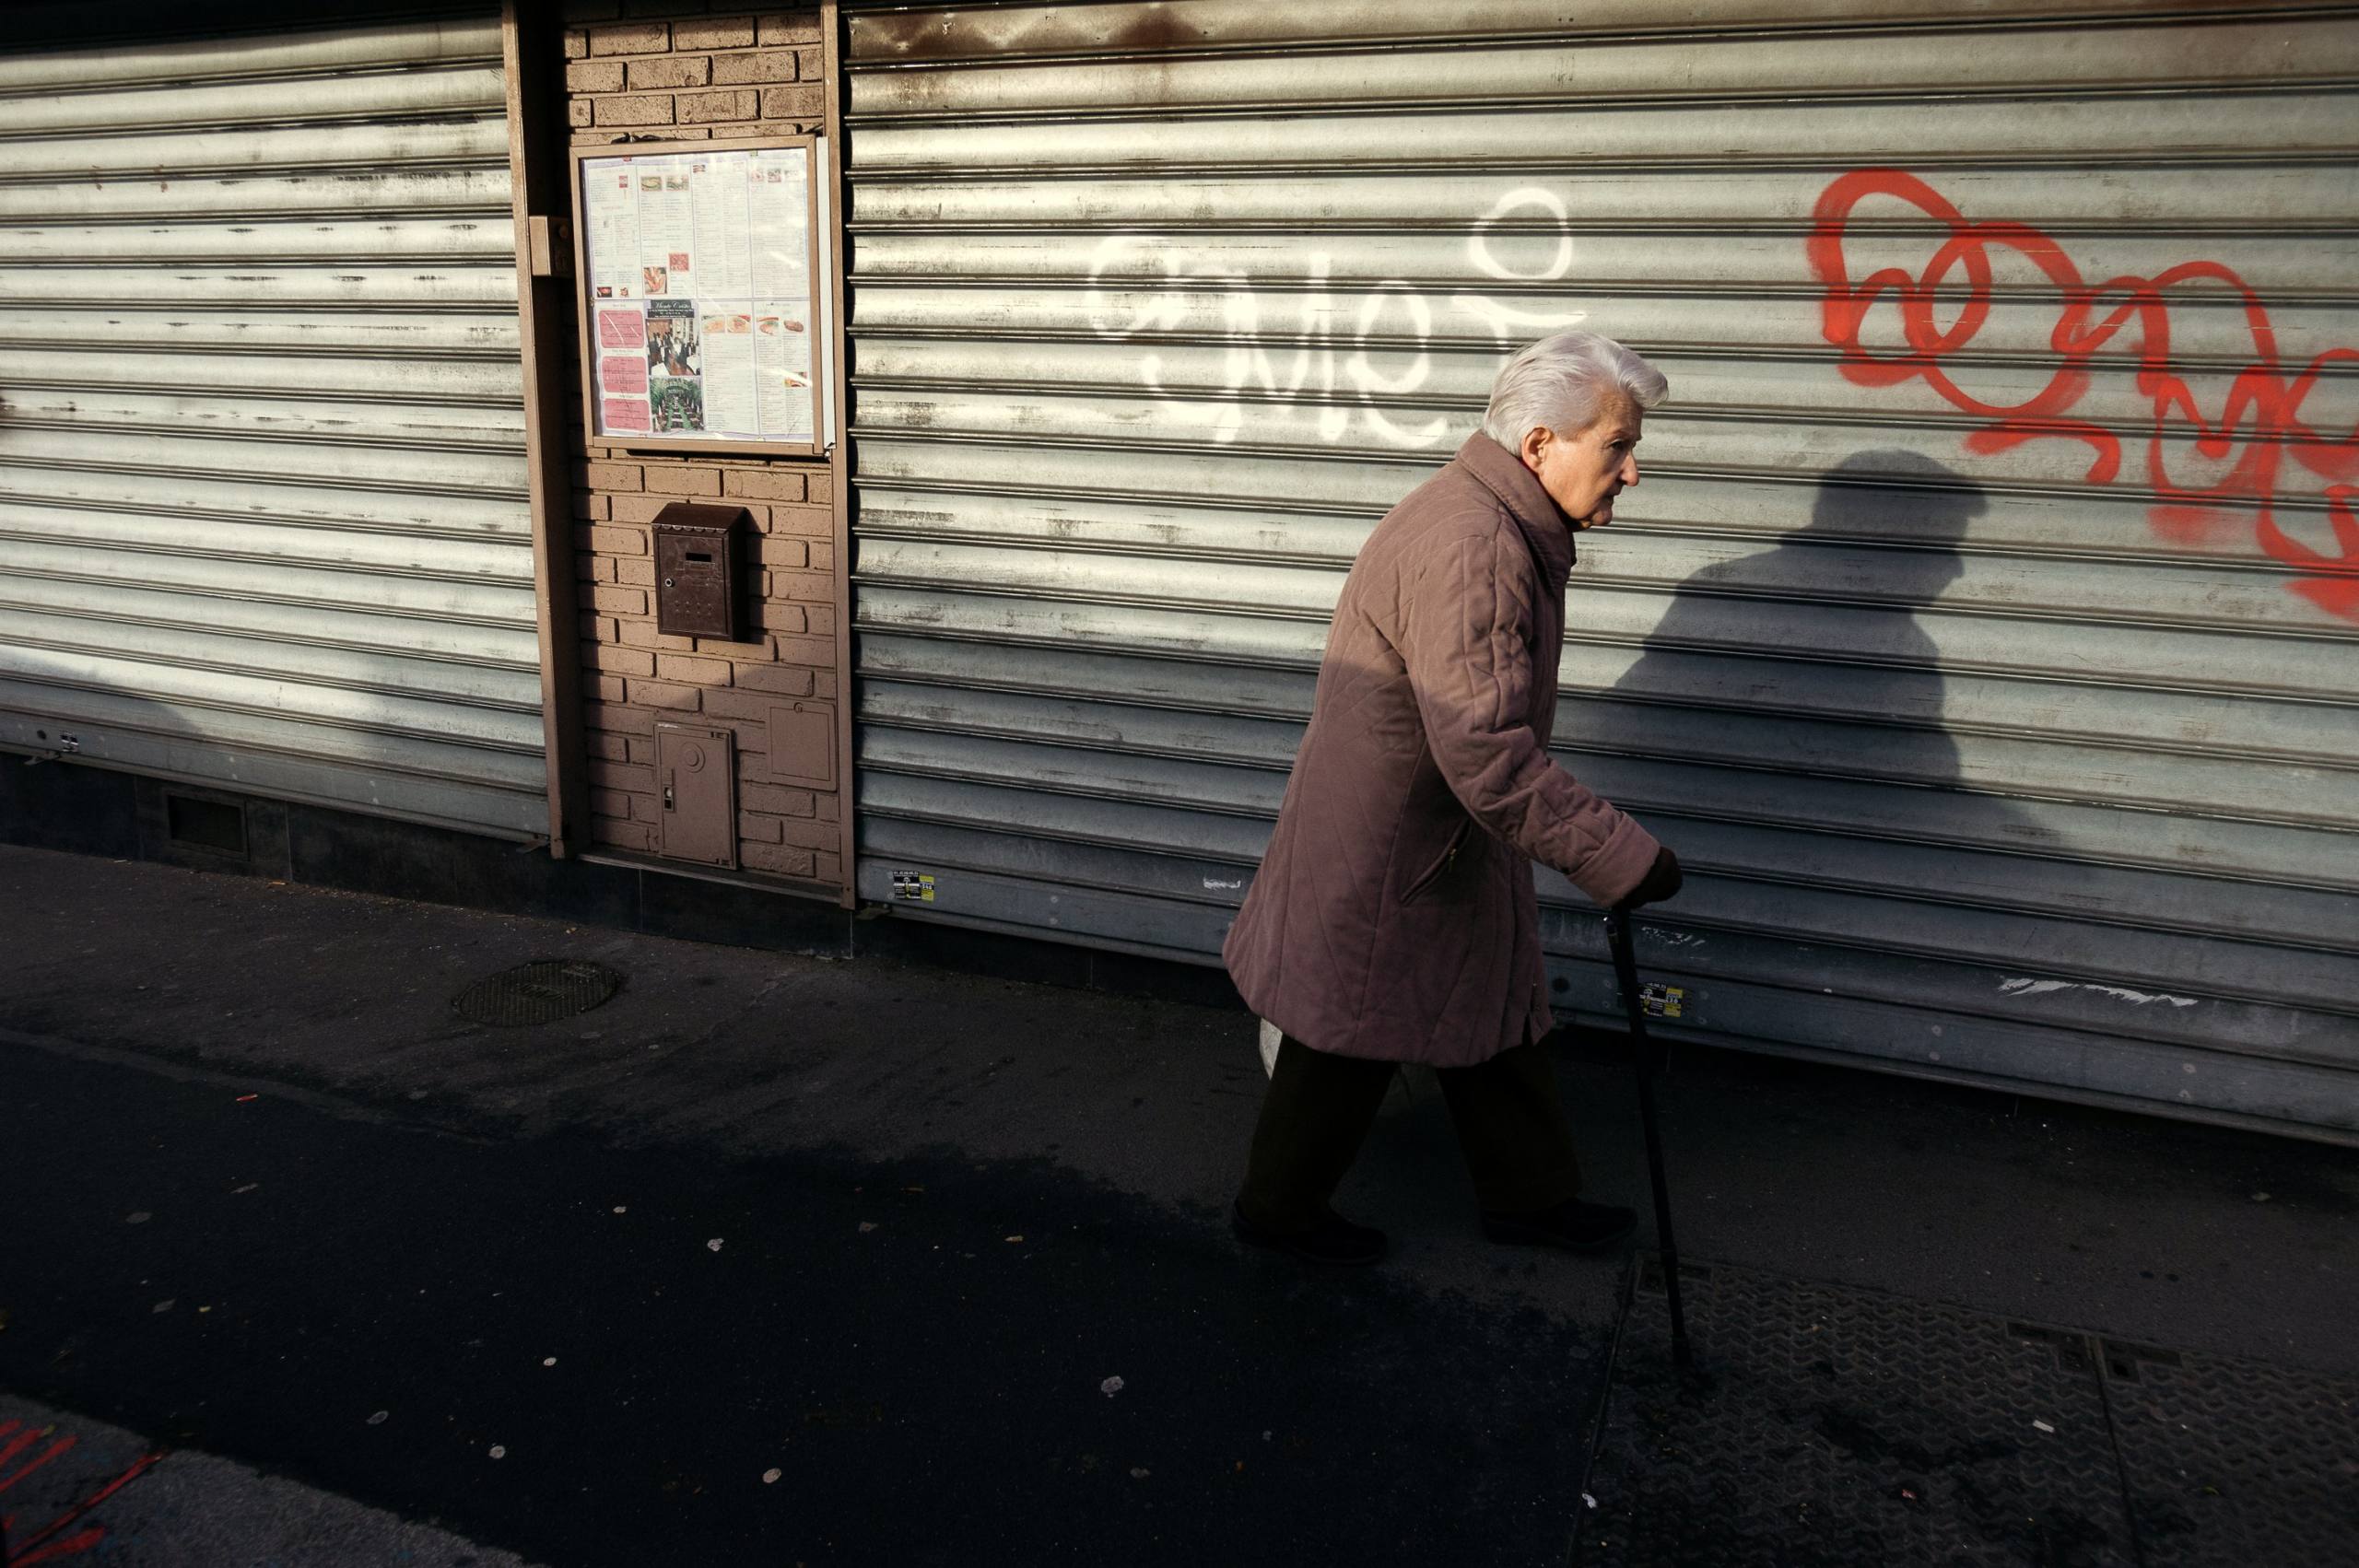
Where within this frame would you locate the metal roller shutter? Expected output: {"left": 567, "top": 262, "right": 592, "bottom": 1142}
{"left": 841, "top": 2, "right": 2359, "bottom": 1139}
{"left": 0, "top": 6, "right": 543, "bottom": 837}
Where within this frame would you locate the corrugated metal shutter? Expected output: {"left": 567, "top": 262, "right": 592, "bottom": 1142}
{"left": 0, "top": 7, "right": 543, "bottom": 837}
{"left": 840, "top": 2, "right": 2359, "bottom": 1139}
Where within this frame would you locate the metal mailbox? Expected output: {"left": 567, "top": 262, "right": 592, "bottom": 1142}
{"left": 651, "top": 502, "right": 746, "bottom": 640}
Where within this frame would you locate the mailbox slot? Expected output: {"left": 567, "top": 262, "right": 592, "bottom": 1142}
{"left": 651, "top": 502, "right": 747, "bottom": 640}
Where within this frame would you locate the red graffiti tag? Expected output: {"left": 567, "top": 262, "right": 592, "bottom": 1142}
{"left": 0, "top": 1419, "right": 164, "bottom": 1565}
{"left": 1808, "top": 168, "right": 2359, "bottom": 622}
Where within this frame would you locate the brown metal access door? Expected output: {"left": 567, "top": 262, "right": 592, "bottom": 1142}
{"left": 654, "top": 723, "right": 736, "bottom": 869}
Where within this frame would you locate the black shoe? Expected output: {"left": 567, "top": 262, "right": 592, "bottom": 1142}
{"left": 1232, "top": 1199, "right": 1387, "bottom": 1267}
{"left": 1480, "top": 1199, "right": 1637, "bottom": 1254}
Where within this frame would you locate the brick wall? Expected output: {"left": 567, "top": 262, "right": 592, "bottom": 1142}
{"left": 560, "top": 3, "right": 841, "bottom": 891}
{"left": 563, "top": 6, "right": 824, "bottom": 134}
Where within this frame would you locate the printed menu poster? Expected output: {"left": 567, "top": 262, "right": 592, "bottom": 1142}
{"left": 580, "top": 144, "right": 818, "bottom": 443}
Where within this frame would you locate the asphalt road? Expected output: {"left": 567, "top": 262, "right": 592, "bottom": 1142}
{"left": 0, "top": 1033, "right": 1613, "bottom": 1567}
{"left": 4, "top": 845, "right": 2354, "bottom": 1566}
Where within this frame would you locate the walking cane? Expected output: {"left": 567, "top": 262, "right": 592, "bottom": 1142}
{"left": 1604, "top": 908, "right": 1694, "bottom": 1370}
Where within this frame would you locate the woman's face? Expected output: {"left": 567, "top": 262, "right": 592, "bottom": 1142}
{"left": 1520, "top": 398, "right": 1644, "bottom": 530}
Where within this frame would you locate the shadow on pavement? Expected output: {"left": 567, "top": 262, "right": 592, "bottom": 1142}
{"left": 0, "top": 1043, "right": 1613, "bottom": 1567}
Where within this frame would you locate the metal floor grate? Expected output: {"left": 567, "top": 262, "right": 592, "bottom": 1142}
{"left": 450, "top": 960, "right": 624, "bottom": 1028}
{"left": 1579, "top": 1258, "right": 2359, "bottom": 1567}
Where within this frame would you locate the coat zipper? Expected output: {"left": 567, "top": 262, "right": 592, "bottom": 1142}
{"left": 1402, "top": 821, "right": 1473, "bottom": 905}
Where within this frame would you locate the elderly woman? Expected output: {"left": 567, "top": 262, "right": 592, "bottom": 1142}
{"left": 1223, "top": 331, "right": 1684, "bottom": 1266}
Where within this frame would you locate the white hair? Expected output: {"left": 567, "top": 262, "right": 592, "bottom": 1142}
{"left": 1480, "top": 331, "right": 1668, "bottom": 448}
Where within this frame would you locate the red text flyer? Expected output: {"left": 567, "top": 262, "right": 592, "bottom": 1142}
{"left": 600, "top": 353, "right": 649, "bottom": 395}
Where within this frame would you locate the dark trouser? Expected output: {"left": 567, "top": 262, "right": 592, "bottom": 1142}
{"left": 1238, "top": 1034, "right": 1584, "bottom": 1234}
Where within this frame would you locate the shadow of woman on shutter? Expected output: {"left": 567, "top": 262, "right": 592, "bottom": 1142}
{"left": 1571, "top": 449, "right": 2039, "bottom": 953}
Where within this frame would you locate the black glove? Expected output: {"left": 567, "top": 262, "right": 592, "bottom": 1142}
{"left": 1615, "top": 847, "right": 1683, "bottom": 911}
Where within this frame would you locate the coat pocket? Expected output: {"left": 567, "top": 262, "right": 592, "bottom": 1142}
{"left": 1400, "top": 817, "right": 1474, "bottom": 905}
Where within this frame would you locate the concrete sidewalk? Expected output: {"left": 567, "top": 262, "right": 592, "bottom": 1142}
{"left": 2, "top": 844, "right": 2353, "bottom": 1565}
{"left": 1, "top": 1395, "right": 535, "bottom": 1567}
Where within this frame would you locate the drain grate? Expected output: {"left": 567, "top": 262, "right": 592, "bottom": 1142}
{"left": 451, "top": 959, "right": 623, "bottom": 1027}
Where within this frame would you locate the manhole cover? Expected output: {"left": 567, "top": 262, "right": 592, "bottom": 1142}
{"left": 451, "top": 959, "right": 623, "bottom": 1027}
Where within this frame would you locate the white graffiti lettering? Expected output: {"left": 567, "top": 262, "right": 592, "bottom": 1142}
{"left": 1086, "top": 184, "right": 1588, "bottom": 449}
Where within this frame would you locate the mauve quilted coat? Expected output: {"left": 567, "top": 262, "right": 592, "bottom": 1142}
{"left": 1221, "top": 433, "right": 1661, "bottom": 1067}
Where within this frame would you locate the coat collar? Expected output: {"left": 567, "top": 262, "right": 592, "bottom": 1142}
{"left": 1454, "top": 432, "right": 1576, "bottom": 579}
